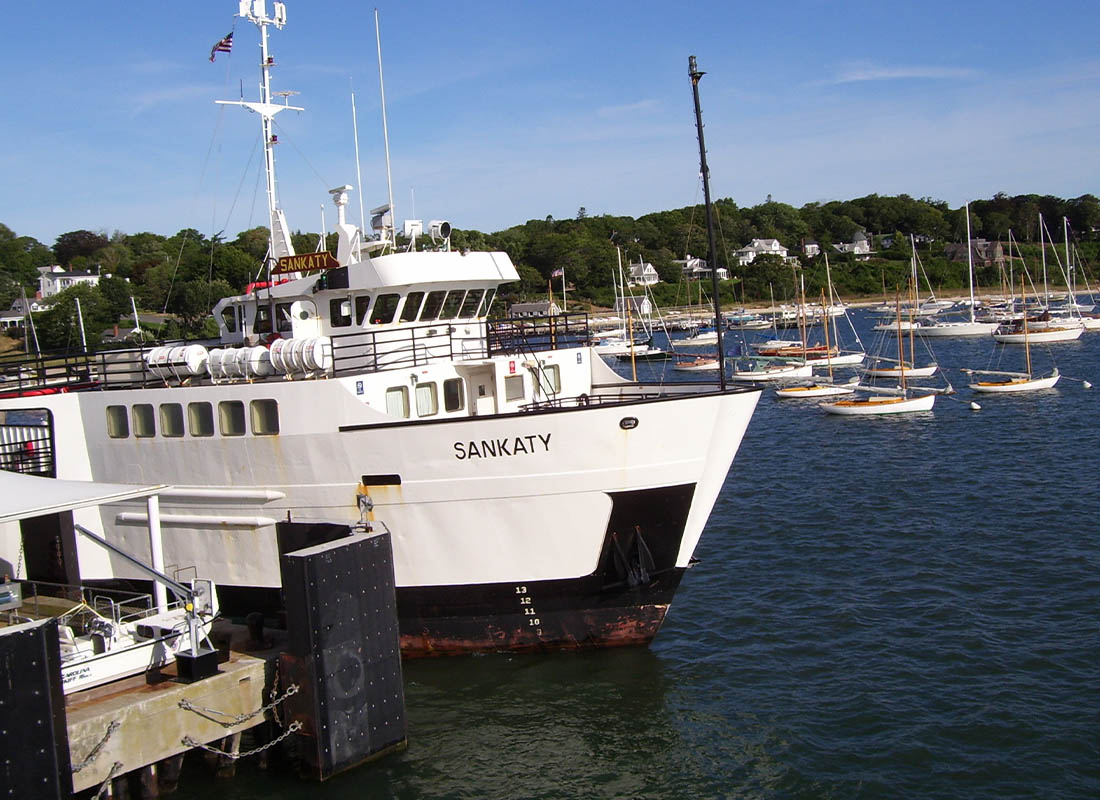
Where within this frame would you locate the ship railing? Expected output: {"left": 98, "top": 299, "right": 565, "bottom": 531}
{"left": 519, "top": 378, "right": 724, "bottom": 411}
{"left": 329, "top": 312, "right": 592, "bottom": 376}
{"left": 0, "top": 345, "right": 160, "bottom": 393}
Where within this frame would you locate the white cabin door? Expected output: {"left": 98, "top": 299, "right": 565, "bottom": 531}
{"left": 465, "top": 367, "right": 496, "bottom": 416}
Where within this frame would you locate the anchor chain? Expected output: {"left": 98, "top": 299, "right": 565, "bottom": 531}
{"left": 92, "top": 762, "right": 124, "bottom": 800}
{"left": 72, "top": 720, "right": 120, "bottom": 773}
{"left": 178, "top": 682, "right": 299, "bottom": 728}
{"left": 183, "top": 721, "right": 302, "bottom": 761}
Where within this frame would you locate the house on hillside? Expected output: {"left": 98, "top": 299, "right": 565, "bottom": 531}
{"left": 614, "top": 294, "right": 653, "bottom": 317}
{"left": 944, "top": 239, "right": 1004, "bottom": 268}
{"left": 0, "top": 297, "right": 43, "bottom": 330}
{"left": 734, "top": 238, "right": 792, "bottom": 267}
{"left": 673, "top": 254, "right": 729, "bottom": 281}
{"left": 833, "top": 232, "right": 872, "bottom": 261}
{"left": 627, "top": 260, "right": 660, "bottom": 287}
{"left": 801, "top": 240, "right": 820, "bottom": 258}
{"left": 37, "top": 265, "right": 100, "bottom": 299}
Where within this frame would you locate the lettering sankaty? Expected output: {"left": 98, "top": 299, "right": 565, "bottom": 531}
{"left": 454, "top": 433, "right": 552, "bottom": 460}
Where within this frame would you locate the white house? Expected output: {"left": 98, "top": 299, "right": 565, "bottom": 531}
{"left": 0, "top": 297, "right": 43, "bottom": 330}
{"left": 673, "top": 255, "right": 728, "bottom": 281}
{"left": 508, "top": 300, "right": 561, "bottom": 318}
{"left": 37, "top": 265, "right": 100, "bottom": 299}
{"left": 627, "top": 260, "right": 660, "bottom": 288}
{"left": 734, "top": 238, "right": 789, "bottom": 267}
{"left": 833, "top": 232, "right": 872, "bottom": 261}
{"left": 801, "top": 240, "right": 820, "bottom": 258}
{"left": 614, "top": 294, "right": 653, "bottom": 317}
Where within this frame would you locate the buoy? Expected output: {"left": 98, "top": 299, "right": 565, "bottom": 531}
{"left": 1083, "top": 381, "right": 1093, "bottom": 389}
{"left": 969, "top": 401, "right": 982, "bottom": 411}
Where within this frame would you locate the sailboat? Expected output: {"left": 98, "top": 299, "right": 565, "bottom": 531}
{"left": 914, "top": 204, "right": 999, "bottom": 338}
{"left": 822, "top": 293, "right": 940, "bottom": 415}
{"left": 863, "top": 270, "right": 939, "bottom": 379}
{"left": 775, "top": 289, "right": 857, "bottom": 398}
{"left": 969, "top": 278, "right": 1061, "bottom": 392}
{"left": 594, "top": 248, "right": 668, "bottom": 360}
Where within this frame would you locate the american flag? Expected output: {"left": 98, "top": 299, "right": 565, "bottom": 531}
{"left": 209, "top": 32, "right": 233, "bottom": 62}
{"left": 551, "top": 268, "right": 564, "bottom": 278}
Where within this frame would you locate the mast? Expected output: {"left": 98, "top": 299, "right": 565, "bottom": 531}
{"left": 1040, "top": 212, "right": 1049, "bottom": 309}
{"left": 375, "top": 9, "right": 396, "bottom": 247}
{"left": 217, "top": 1, "right": 302, "bottom": 273}
{"left": 964, "top": 201, "right": 976, "bottom": 322}
{"left": 688, "top": 55, "right": 727, "bottom": 390}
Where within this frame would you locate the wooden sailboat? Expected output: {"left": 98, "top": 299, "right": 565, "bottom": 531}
{"left": 776, "top": 289, "right": 856, "bottom": 398}
{"left": 968, "top": 278, "right": 1061, "bottom": 393}
{"left": 822, "top": 292, "right": 939, "bottom": 415}
{"left": 863, "top": 272, "right": 939, "bottom": 378}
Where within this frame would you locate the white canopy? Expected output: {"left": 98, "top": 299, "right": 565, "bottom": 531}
{"left": 0, "top": 471, "right": 167, "bottom": 524}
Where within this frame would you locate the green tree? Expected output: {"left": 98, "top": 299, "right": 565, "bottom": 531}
{"left": 35, "top": 284, "right": 115, "bottom": 350}
{"left": 53, "top": 230, "right": 109, "bottom": 266}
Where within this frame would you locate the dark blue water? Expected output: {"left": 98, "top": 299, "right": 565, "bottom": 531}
{"left": 175, "top": 311, "right": 1100, "bottom": 799}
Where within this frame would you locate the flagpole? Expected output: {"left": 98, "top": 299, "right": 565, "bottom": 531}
{"left": 561, "top": 269, "right": 567, "bottom": 312}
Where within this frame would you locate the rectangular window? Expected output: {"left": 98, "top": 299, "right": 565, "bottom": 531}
{"left": 504, "top": 374, "right": 525, "bottom": 402}
{"left": 355, "top": 295, "right": 372, "bottom": 326}
{"left": 458, "top": 289, "right": 484, "bottom": 319}
{"left": 250, "top": 399, "right": 280, "bottom": 435}
{"left": 329, "top": 297, "right": 352, "bottom": 327}
{"left": 400, "top": 292, "right": 425, "bottom": 323}
{"left": 420, "top": 290, "right": 447, "bottom": 320}
{"left": 385, "top": 386, "right": 410, "bottom": 418}
{"left": 415, "top": 382, "right": 438, "bottom": 417}
{"left": 132, "top": 404, "right": 155, "bottom": 438}
{"left": 371, "top": 294, "right": 400, "bottom": 325}
{"left": 160, "top": 403, "right": 184, "bottom": 438}
{"left": 188, "top": 402, "right": 214, "bottom": 437}
{"left": 106, "top": 405, "right": 129, "bottom": 439}
{"left": 540, "top": 364, "right": 561, "bottom": 394}
{"left": 275, "top": 302, "right": 294, "bottom": 333}
{"left": 254, "top": 305, "right": 273, "bottom": 334}
{"left": 219, "top": 401, "right": 246, "bottom": 436}
{"left": 443, "top": 378, "right": 465, "bottom": 412}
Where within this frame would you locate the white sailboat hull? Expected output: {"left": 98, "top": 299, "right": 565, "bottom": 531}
{"left": 821, "top": 393, "right": 936, "bottom": 415}
{"left": 775, "top": 383, "right": 856, "bottom": 398}
{"left": 862, "top": 365, "right": 938, "bottom": 378}
{"left": 915, "top": 321, "right": 999, "bottom": 337}
{"left": 991, "top": 327, "right": 1084, "bottom": 343}
{"left": 969, "top": 374, "right": 1060, "bottom": 393}
{"left": 729, "top": 362, "right": 814, "bottom": 382}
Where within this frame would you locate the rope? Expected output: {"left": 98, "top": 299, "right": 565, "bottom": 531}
{"left": 72, "top": 720, "right": 120, "bottom": 773}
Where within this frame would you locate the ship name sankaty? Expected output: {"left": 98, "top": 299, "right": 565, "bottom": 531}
{"left": 454, "top": 433, "right": 552, "bottom": 460}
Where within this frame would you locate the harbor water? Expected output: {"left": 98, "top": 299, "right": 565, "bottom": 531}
{"left": 174, "top": 310, "right": 1099, "bottom": 799}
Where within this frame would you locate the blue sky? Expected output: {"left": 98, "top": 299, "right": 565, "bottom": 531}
{"left": 3, "top": 1, "right": 1099, "bottom": 247}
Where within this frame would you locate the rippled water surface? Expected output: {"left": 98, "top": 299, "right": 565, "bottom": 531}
{"left": 177, "top": 312, "right": 1100, "bottom": 799}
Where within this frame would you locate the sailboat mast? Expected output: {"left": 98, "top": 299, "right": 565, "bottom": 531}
{"left": 965, "top": 202, "right": 976, "bottom": 323}
{"left": 375, "top": 9, "right": 396, "bottom": 246}
{"left": 688, "top": 55, "right": 726, "bottom": 390}
{"left": 1040, "top": 212, "right": 1049, "bottom": 309}
{"left": 895, "top": 290, "right": 906, "bottom": 393}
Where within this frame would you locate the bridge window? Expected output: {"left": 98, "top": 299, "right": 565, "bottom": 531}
{"left": 132, "top": 404, "right": 155, "bottom": 438}
{"left": 385, "top": 386, "right": 409, "bottom": 418}
{"left": 441, "top": 290, "right": 466, "bottom": 319}
{"left": 421, "top": 290, "right": 446, "bottom": 320}
{"left": 400, "top": 291, "right": 425, "bottom": 323}
{"left": 276, "top": 302, "right": 294, "bottom": 333}
{"left": 459, "top": 290, "right": 484, "bottom": 319}
{"left": 329, "top": 298, "right": 352, "bottom": 327}
{"left": 220, "top": 305, "right": 238, "bottom": 333}
{"left": 106, "top": 405, "right": 129, "bottom": 439}
{"left": 479, "top": 288, "right": 497, "bottom": 317}
{"left": 415, "top": 382, "right": 438, "bottom": 417}
{"left": 355, "top": 295, "right": 372, "bottom": 326}
{"left": 254, "top": 304, "right": 273, "bottom": 335}
{"left": 250, "top": 399, "right": 280, "bottom": 435}
{"left": 188, "top": 402, "right": 214, "bottom": 437}
{"left": 443, "top": 378, "right": 465, "bottom": 412}
{"left": 219, "top": 401, "right": 246, "bottom": 436}
{"left": 160, "top": 403, "right": 184, "bottom": 438}
{"left": 539, "top": 364, "right": 561, "bottom": 394}
{"left": 372, "top": 294, "right": 400, "bottom": 324}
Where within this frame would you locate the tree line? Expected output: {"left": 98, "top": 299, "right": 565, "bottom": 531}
{"left": 2, "top": 191, "right": 1098, "bottom": 349}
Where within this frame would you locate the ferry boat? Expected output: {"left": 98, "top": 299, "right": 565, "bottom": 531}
{"left": 0, "top": 2, "right": 761, "bottom": 656}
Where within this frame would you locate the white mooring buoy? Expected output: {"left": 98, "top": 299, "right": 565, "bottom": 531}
{"left": 970, "top": 401, "right": 982, "bottom": 411}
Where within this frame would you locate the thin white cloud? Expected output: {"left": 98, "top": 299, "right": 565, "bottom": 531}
{"left": 820, "top": 64, "right": 978, "bottom": 85}
{"left": 596, "top": 99, "right": 659, "bottom": 118}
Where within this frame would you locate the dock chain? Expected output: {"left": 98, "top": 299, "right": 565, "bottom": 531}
{"left": 177, "top": 682, "right": 299, "bottom": 727}
{"left": 183, "top": 721, "right": 302, "bottom": 761}
{"left": 92, "top": 762, "right": 124, "bottom": 800}
{"left": 72, "top": 719, "right": 120, "bottom": 773}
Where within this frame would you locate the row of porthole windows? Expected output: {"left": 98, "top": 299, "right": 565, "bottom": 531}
{"left": 106, "top": 400, "right": 279, "bottom": 439}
